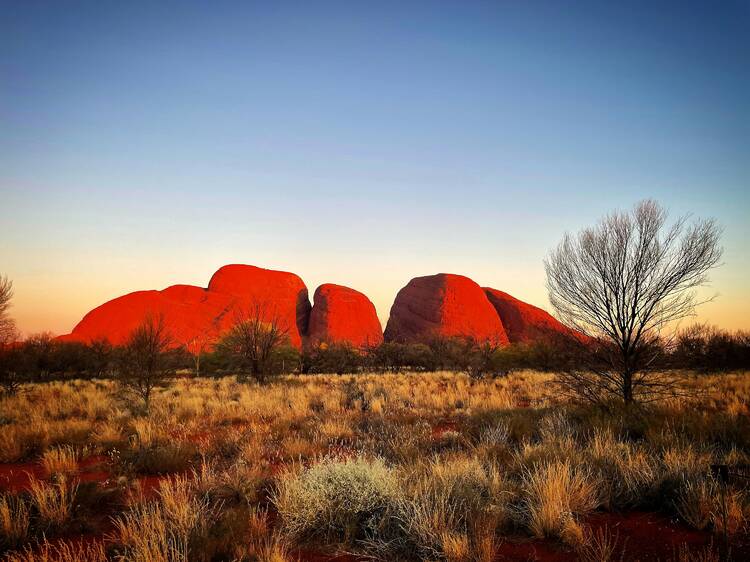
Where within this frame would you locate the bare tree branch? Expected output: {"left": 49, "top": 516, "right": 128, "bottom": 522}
{"left": 216, "top": 301, "right": 291, "bottom": 383}
{"left": 544, "top": 200, "right": 722, "bottom": 405}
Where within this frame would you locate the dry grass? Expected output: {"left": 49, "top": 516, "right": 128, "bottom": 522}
{"left": 578, "top": 526, "right": 623, "bottom": 562}
{"left": 0, "top": 494, "right": 30, "bottom": 548}
{"left": 0, "top": 370, "right": 747, "bottom": 560}
{"left": 2, "top": 541, "right": 107, "bottom": 562}
{"left": 27, "top": 476, "right": 78, "bottom": 531}
{"left": 40, "top": 446, "right": 78, "bottom": 478}
{"left": 521, "top": 460, "right": 600, "bottom": 539}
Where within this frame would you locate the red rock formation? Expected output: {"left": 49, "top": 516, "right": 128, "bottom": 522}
{"left": 208, "top": 264, "right": 311, "bottom": 347}
{"left": 60, "top": 265, "right": 312, "bottom": 349}
{"left": 483, "top": 287, "right": 572, "bottom": 343}
{"left": 308, "top": 284, "right": 383, "bottom": 348}
{"left": 58, "top": 286, "right": 236, "bottom": 347}
{"left": 384, "top": 274, "right": 509, "bottom": 344}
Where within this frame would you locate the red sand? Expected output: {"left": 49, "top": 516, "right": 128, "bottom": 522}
{"left": 0, "top": 461, "right": 44, "bottom": 492}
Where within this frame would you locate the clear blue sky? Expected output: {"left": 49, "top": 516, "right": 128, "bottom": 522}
{"left": 1, "top": 0, "right": 749, "bottom": 334}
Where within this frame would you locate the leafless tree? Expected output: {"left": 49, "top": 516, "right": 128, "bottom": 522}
{"left": 118, "top": 313, "right": 174, "bottom": 412}
{"left": 0, "top": 275, "right": 22, "bottom": 395}
{"left": 0, "top": 276, "right": 18, "bottom": 345}
{"left": 544, "top": 200, "right": 722, "bottom": 405}
{"left": 216, "top": 301, "right": 290, "bottom": 383}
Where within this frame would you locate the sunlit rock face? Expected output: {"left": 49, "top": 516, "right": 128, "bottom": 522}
{"left": 307, "top": 283, "right": 383, "bottom": 348}
{"left": 208, "top": 264, "right": 311, "bottom": 347}
{"left": 383, "top": 273, "right": 509, "bottom": 344}
{"left": 59, "top": 264, "right": 312, "bottom": 349}
{"left": 57, "top": 286, "right": 235, "bottom": 347}
{"left": 58, "top": 266, "right": 574, "bottom": 352}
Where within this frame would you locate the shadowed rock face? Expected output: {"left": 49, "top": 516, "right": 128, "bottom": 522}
{"left": 60, "top": 265, "right": 312, "bottom": 349}
{"left": 483, "top": 287, "right": 571, "bottom": 343}
{"left": 308, "top": 284, "right": 383, "bottom": 348}
{"left": 384, "top": 274, "right": 509, "bottom": 344}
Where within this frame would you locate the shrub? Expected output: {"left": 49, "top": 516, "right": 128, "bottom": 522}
{"left": 273, "top": 456, "right": 399, "bottom": 546}
{"left": 305, "top": 342, "right": 363, "bottom": 375}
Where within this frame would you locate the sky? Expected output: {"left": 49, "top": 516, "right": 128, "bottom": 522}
{"left": 1, "top": 0, "right": 749, "bottom": 336}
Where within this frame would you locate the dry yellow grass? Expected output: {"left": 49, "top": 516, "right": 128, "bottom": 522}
{"left": 0, "top": 370, "right": 747, "bottom": 560}
{"left": 0, "top": 493, "right": 30, "bottom": 547}
{"left": 40, "top": 446, "right": 78, "bottom": 478}
{"left": 27, "top": 476, "right": 78, "bottom": 531}
{"left": 2, "top": 541, "right": 107, "bottom": 562}
{"left": 522, "top": 460, "right": 600, "bottom": 539}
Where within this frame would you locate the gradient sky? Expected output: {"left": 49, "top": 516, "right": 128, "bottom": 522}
{"left": 2, "top": 0, "right": 749, "bottom": 336}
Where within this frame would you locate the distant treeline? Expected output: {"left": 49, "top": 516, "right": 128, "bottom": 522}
{"left": 1, "top": 324, "right": 749, "bottom": 390}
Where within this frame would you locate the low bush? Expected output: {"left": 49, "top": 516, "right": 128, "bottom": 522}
{"left": 273, "top": 456, "right": 400, "bottom": 546}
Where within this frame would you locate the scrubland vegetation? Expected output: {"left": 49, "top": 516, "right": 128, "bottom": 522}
{"left": 0, "top": 370, "right": 748, "bottom": 561}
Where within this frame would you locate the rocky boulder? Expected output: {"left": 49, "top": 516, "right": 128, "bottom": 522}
{"left": 483, "top": 287, "right": 572, "bottom": 343}
{"left": 384, "top": 273, "right": 508, "bottom": 344}
{"left": 208, "top": 264, "right": 311, "bottom": 347}
{"left": 60, "top": 264, "right": 312, "bottom": 349}
{"left": 307, "top": 284, "right": 383, "bottom": 348}
{"left": 58, "top": 285, "right": 236, "bottom": 347}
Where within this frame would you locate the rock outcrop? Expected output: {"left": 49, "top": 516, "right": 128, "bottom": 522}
{"left": 307, "top": 284, "right": 383, "bottom": 348}
{"left": 59, "top": 265, "right": 574, "bottom": 352}
{"left": 384, "top": 274, "right": 509, "bottom": 344}
{"left": 208, "top": 264, "right": 311, "bottom": 347}
{"left": 58, "top": 286, "right": 236, "bottom": 347}
{"left": 483, "top": 287, "right": 572, "bottom": 343}
{"left": 60, "top": 264, "right": 312, "bottom": 349}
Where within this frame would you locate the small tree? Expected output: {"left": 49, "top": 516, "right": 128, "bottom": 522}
{"left": 216, "top": 302, "right": 290, "bottom": 383}
{"left": 87, "top": 337, "right": 114, "bottom": 377}
{"left": 118, "top": 314, "right": 174, "bottom": 412}
{"left": 0, "top": 276, "right": 17, "bottom": 344}
{"left": 545, "top": 200, "right": 722, "bottom": 405}
{"left": 0, "top": 275, "right": 22, "bottom": 395}
{"left": 187, "top": 334, "right": 210, "bottom": 377}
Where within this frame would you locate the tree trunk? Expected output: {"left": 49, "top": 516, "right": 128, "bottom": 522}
{"left": 622, "top": 371, "right": 634, "bottom": 404}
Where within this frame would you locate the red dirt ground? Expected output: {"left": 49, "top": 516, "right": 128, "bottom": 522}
{"left": 0, "top": 461, "right": 44, "bottom": 492}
